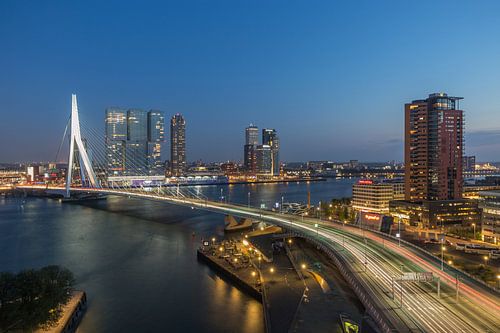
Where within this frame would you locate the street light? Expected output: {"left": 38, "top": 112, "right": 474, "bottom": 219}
{"left": 441, "top": 246, "right": 446, "bottom": 270}
{"left": 472, "top": 223, "right": 476, "bottom": 240}
{"left": 269, "top": 267, "right": 275, "bottom": 273}
{"left": 301, "top": 263, "right": 307, "bottom": 269}
{"left": 302, "top": 211, "right": 308, "bottom": 222}
{"left": 247, "top": 192, "right": 250, "bottom": 208}
{"left": 483, "top": 255, "right": 489, "bottom": 266}
{"left": 314, "top": 223, "right": 319, "bottom": 237}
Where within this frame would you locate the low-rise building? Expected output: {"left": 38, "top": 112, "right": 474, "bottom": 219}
{"left": 389, "top": 199, "right": 481, "bottom": 229}
{"left": 352, "top": 179, "right": 404, "bottom": 214}
{"left": 478, "top": 191, "right": 500, "bottom": 244}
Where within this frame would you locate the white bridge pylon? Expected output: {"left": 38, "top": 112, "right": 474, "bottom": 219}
{"left": 65, "top": 94, "right": 99, "bottom": 197}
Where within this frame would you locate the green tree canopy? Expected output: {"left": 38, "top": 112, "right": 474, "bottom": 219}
{"left": 0, "top": 265, "right": 74, "bottom": 332}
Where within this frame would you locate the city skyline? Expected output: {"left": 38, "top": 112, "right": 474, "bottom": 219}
{"left": 1, "top": 1, "right": 500, "bottom": 163}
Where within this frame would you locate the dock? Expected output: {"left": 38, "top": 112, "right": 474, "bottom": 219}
{"left": 197, "top": 240, "right": 262, "bottom": 301}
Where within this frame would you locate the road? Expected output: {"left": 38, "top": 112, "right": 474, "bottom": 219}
{"left": 19, "top": 185, "right": 500, "bottom": 332}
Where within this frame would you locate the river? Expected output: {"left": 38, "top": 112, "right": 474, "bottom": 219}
{"left": 0, "top": 178, "right": 356, "bottom": 332}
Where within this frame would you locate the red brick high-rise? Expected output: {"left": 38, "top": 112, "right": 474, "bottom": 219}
{"left": 405, "top": 93, "right": 464, "bottom": 201}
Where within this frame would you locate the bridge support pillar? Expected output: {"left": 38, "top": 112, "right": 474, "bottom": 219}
{"left": 65, "top": 94, "right": 99, "bottom": 197}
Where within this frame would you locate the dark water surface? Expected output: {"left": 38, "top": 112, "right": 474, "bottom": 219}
{"left": 0, "top": 179, "right": 355, "bottom": 332}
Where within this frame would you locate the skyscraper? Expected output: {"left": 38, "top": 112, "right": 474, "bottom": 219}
{"left": 262, "top": 128, "right": 280, "bottom": 176}
{"left": 105, "top": 107, "right": 127, "bottom": 175}
{"left": 255, "top": 144, "right": 272, "bottom": 174}
{"left": 404, "top": 93, "right": 464, "bottom": 201}
{"left": 147, "top": 110, "right": 165, "bottom": 175}
{"left": 244, "top": 124, "right": 259, "bottom": 173}
{"left": 127, "top": 109, "right": 148, "bottom": 141}
{"left": 148, "top": 110, "right": 165, "bottom": 142}
{"left": 170, "top": 114, "right": 186, "bottom": 176}
{"left": 126, "top": 109, "right": 148, "bottom": 174}
{"left": 105, "top": 107, "right": 164, "bottom": 176}
{"left": 245, "top": 124, "right": 259, "bottom": 145}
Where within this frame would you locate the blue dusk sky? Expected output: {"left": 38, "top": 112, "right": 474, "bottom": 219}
{"left": 1, "top": 0, "right": 499, "bottom": 163}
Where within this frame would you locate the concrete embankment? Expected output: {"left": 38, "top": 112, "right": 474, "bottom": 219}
{"left": 197, "top": 239, "right": 273, "bottom": 332}
{"left": 37, "top": 290, "right": 87, "bottom": 333}
{"left": 197, "top": 248, "right": 262, "bottom": 301}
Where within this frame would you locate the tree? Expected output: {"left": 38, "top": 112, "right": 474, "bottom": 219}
{"left": 0, "top": 265, "right": 74, "bottom": 331}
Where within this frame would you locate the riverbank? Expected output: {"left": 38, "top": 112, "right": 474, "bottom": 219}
{"left": 36, "top": 291, "right": 87, "bottom": 333}
{"left": 164, "top": 177, "right": 326, "bottom": 187}
{"left": 197, "top": 247, "right": 262, "bottom": 301}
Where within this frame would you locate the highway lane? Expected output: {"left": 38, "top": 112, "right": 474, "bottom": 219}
{"left": 305, "top": 224, "right": 483, "bottom": 332}
{"left": 321, "top": 222, "right": 500, "bottom": 326}
{"left": 18, "top": 186, "right": 500, "bottom": 332}
{"left": 289, "top": 218, "right": 499, "bottom": 332}
{"left": 340, "top": 229, "right": 496, "bottom": 332}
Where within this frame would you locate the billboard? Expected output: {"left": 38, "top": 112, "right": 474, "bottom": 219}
{"left": 359, "top": 212, "right": 393, "bottom": 233}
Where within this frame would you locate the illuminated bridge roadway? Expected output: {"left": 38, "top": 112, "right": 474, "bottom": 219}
{"left": 19, "top": 185, "right": 500, "bottom": 333}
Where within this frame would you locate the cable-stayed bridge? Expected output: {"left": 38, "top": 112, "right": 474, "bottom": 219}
{"left": 17, "top": 95, "right": 500, "bottom": 333}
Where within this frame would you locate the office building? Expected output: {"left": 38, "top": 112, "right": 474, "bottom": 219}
{"left": 463, "top": 156, "right": 476, "bottom": 172}
{"left": 27, "top": 165, "right": 40, "bottom": 182}
{"left": 125, "top": 141, "right": 147, "bottom": 174}
{"left": 147, "top": 110, "right": 165, "bottom": 175}
{"left": 148, "top": 111, "right": 165, "bottom": 142}
{"left": 478, "top": 191, "right": 500, "bottom": 244}
{"left": 405, "top": 93, "right": 464, "bottom": 201}
{"left": 245, "top": 124, "right": 259, "bottom": 145}
{"left": 105, "top": 107, "right": 164, "bottom": 176}
{"left": 349, "top": 160, "right": 360, "bottom": 169}
{"left": 389, "top": 199, "right": 481, "bottom": 229}
{"left": 127, "top": 109, "right": 148, "bottom": 141}
{"left": 262, "top": 129, "right": 279, "bottom": 175}
{"left": 244, "top": 124, "right": 259, "bottom": 173}
{"left": 105, "top": 108, "right": 127, "bottom": 175}
{"left": 170, "top": 114, "right": 186, "bottom": 176}
{"left": 105, "top": 107, "right": 127, "bottom": 140}
{"left": 244, "top": 144, "right": 257, "bottom": 173}
{"left": 352, "top": 179, "right": 405, "bottom": 214}
{"left": 389, "top": 93, "right": 478, "bottom": 229}
{"left": 125, "top": 109, "right": 148, "bottom": 174}
{"left": 256, "top": 144, "right": 272, "bottom": 175}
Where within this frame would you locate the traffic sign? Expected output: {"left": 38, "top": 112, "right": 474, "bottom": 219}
{"left": 399, "top": 272, "right": 433, "bottom": 282}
